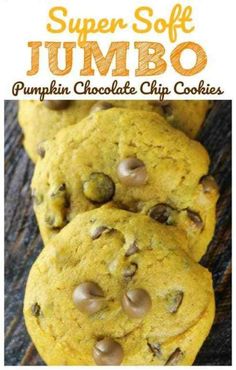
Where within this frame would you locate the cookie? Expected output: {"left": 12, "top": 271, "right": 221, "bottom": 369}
{"left": 31, "top": 108, "right": 219, "bottom": 260}
{"left": 24, "top": 207, "right": 215, "bottom": 365}
{"left": 18, "top": 100, "right": 211, "bottom": 162}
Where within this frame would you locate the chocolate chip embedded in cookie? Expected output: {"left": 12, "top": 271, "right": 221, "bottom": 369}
{"left": 123, "top": 263, "right": 138, "bottom": 281}
{"left": 200, "top": 175, "right": 219, "bottom": 194}
{"left": 93, "top": 338, "right": 124, "bottom": 365}
{"left": 24, "top": 207, "right": 215, "bottom": 365}
{"left": 36, "top": 142, "right": 46, "bottom": 159}
{"left": 125, "top": 242, "right": 139, "bottom": 256}
{"left": 155, "top": 101, "right": 175, "bottom": 122}
{"left": 43, "top": 100, "right": 71, "bottom": 110}
{"left": 148, "top": 342, "right": 162, "bottom": 358}
{"left": 165, "top": 290, "right": 184, "bottom": 314}
{"left": 187, "top": 210, "right": 204, "bottom": 231}
{"left": 90, "top": 225, "right": 113, "bottom": 240}
{"left": 165, "top": 348, "right": 183, "bottom": 365}
{"left": 90, "top": 101, "right": 113, "bottom": 114}
{"left": 117, "top": 157, "right": 148, "bottom": 186}
{"left": 31, "top": 303, "right": 41, "bottom": 317}
{"left": 121, "top": 288, "right": 152, "bottom": 318}
{"left": 73, "top": 282, "right": 105, "bottom": 315}
{"left": 148, "top": 204, "right": 173, "bottom": 224}
{"left": 83, "top": 172, "right": 115, "bottom": 204}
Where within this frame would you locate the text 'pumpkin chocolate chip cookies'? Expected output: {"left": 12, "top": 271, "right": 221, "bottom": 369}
{"left": 24, "top": 207, "right": 215, "bottom": 366}
{"left": 18, "top": 100, "right": 211, "bottom": 162}
{"left": 31, "top": 108, "right": 219, "bottom": 260}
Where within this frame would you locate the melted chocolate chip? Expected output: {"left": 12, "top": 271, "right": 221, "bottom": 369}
{"left": 93, "top": 337, "right": 124, "bottom": 365}
{"left": 43, "top": 100, "right": 71, "bottom": 110}
{"left": 187, "top": 210, "right": 204, "bottom": 230}
{"left": 165, "top": 348, "right": 183, "bottom": 365}
{"left": 148, "top": 342, "right": 162, "bottom": 357}
{"left": 90, "top": 226, "right": 112, "bottom": 240}
{"left": 50, "top": 183, "right": 66, "bottom": 198}
{"left": 125, "top": 242, "right": 139, "bottom": 257}
{"left": 73, "top": 282, "right": 105, "bottom": 315}
{"left": 121, "top": 288, "right": 152, "bottom": 319}
{"left": 166, "top": 290, "right": 184, "bottom": 314}
{"left": 37, "top": 143, "right": 46, "bottom": 158}
{"left": 148, "top": 204, "right": 173, "bottom": 224}
{"left": 90, "top": 101, "right": 113, "bottom": 114}
{"left": 200, "top": 175, "right": 219, "bottom": 193}
{"left": 117, "top": 157, "right": 148, "bottom": 186}
{"left": 123, "top": 263, "right": 138, "bottom": 280}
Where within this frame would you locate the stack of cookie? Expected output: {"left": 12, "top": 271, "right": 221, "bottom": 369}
{"left": 19, "top": 100, "right": 219, "bottom": 365}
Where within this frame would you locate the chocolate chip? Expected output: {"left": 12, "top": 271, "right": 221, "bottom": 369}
{"left": 121, "top": 288, "right": 152, "bottom": 319}
{"left": 73, "top": 282, "right": 105, "bottom": 315}
{"left": 160, "top": 102, "right": 172, "bottom": 116}
{"left": 187, "top": 210, "right": 204, "bottom": 230}
{"left": 45, "top": 183, "right": 69, "bottom": 229}
{"left": 158, "top": 101, "right": 169, "bottom": 106}
{"left": 50, "top": 183, "right": 66, "bottom": 198}
{"left": 37, "top": 143, "right": 46, "bottom": 158}
{"left": 90, "top": 101, "right": 113, "bottom": 114}
{"left": 83, "top": 172, "right": 115, "bottom": 204}
{"left": 166, "top": 290, "right": 184, "bottom": 314}
{"left": 45, "top": 215, "right": 55, "bottom": 227}
{"left": 31, "top": 189, "right": 43, "bottom": 205}
{"left": 43, "top": 100, "right": 71, "bottom": 110}
{"left": 90, "top": 226, "right": 112, "bottom": 240}
{"left": 117, "top": 157, "right": 148, "bottom": 186}
{"left": 148, "top": 342, "right": 162, "bottom": 357}
{"left": 163, "top": 108, "right": 173, "bottom": 119}
{"left": 123, "top": 263, "right": 138, "bottom": 280}
{"left": 31, "top": 303, "right": 41, "bottom": 317}
{"left": 200, "top": 175, "right": 219, "bottom": 193}
{"left": 115, "top": 200, "right": 140, "bottom": 213}
{"left": 155, "top": 101, "right": 173, "bottom": 119}
{"left": 93, "top": 337, "right": 124, "bottom": 365}
{"left": 148, "top": 204, "right": 173, "bottom": 224}
{"left": 153, "top": 100, "right": 169, "bottom": 108}
{"left": 165, "top": 348, "right": 183, "bottom": 365}
{"left": 125, "top": 242, "right": 139, "bottom": 257}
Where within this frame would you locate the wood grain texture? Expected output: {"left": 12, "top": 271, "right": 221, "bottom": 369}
{"left": 4, "top": 100, "right": 232, "bottom": 365}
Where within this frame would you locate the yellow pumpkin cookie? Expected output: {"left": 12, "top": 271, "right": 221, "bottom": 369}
{"left": 18, "top": 100, "right": 211, "bottom": 162}
{"left": 31, "top": 108, "right": 219, "bottom": 260}
{"left": 24, "top": 207, "right": 215, "bottom": 365}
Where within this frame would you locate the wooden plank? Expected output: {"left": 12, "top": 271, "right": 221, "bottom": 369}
{"left": 4, "top": 100, "right": 231, "bottom": 365}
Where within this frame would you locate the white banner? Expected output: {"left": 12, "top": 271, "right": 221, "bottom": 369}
{"left": 0, "top": 0, "right": 235, "bottom": 100}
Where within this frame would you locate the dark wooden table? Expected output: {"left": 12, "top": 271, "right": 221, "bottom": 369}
{"left": 4, "top": 100, "right": 232, "bottom": 365}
